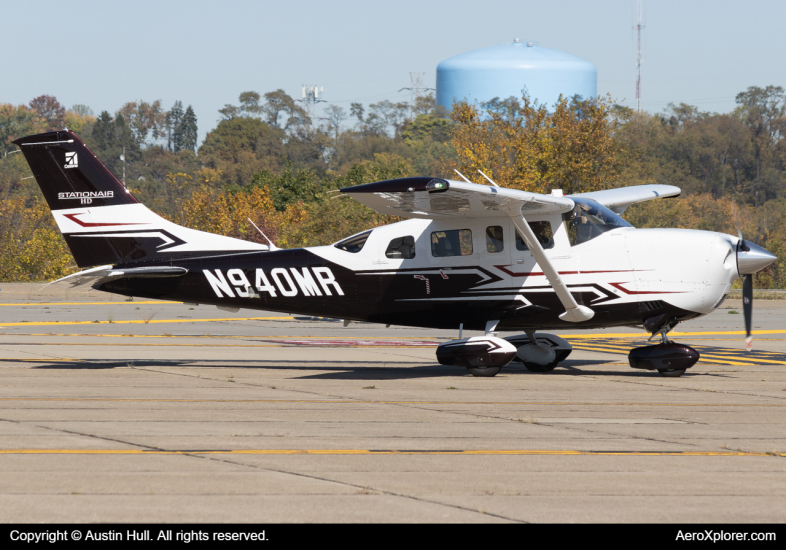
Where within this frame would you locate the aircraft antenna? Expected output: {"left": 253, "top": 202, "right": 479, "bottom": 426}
{"left": 477, "top": 169, "right": 500, "bottom": 188}
{"left": 247, "top": 218, "right": 280, "bottom": 251}
{"left": 633, "top": 0, "right": 646, "bottom": 112}
{"left": 453, "top": 169, "right": 472, "bottom": 183}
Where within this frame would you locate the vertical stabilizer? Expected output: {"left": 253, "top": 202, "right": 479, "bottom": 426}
{"left": 13, "top": 130, "right": 267, "bottom": 268}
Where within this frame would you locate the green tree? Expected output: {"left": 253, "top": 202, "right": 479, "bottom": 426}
{"left": 198, "top": 116, "right": 284, "bottom": 186}
{"left": 262, "top": 89, "right": 310, "bottom": 131}
{"left": 0, "top": 104, "right": 47, "bottom": 154}
{"left": 251, "top": 163, "right": 321, "bottom": 211}
{"left": 166, "top": 101, "right": 184, "bottom": 152}
{"left": 734, "top": 86, "right": 785, "bottom": 180}
{"left": 90, "top": 111, "right": 141, "bottom": 177}
{"left": 180, "top": 106, "right": 198, "bottom": 152}
{"left": 29, "top": 95, "right": 65, "bottom": 131}
{"left": 116, "top": 100, "right": 166, "bottom": 145}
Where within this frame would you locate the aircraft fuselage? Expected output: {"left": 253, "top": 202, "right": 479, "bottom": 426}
{"left": 98, "top": 215, "right": 738, "bottom": 333}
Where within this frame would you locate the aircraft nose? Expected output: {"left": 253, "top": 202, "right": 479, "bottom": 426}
{"left": 737, "top": 241, "right": 778, "bottom": 275}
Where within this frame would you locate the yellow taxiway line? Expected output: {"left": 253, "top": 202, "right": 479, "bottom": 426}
{"left": 0, "top": 448, "right": 782, "bottom": 457}
{"left": 0, "top": 398, "right": 784, "bottom": 407}
{"left": 562, "top": 330, "right": 786, "bottom": 338}
{"left": 0, "top": 316, "right": 293, "bottom": 327}
{"left": 0, "top": 301, "right": 179, "bottom": 307}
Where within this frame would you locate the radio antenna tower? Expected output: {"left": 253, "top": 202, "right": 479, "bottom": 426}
{"left": 633, "top": 1, "right": 646, "bottom": 112}
{"left": 399, "top": 72, "right": 434, "bottom": 118}
{"left": 299, "top": 85, "right": 326, "bottom": 123}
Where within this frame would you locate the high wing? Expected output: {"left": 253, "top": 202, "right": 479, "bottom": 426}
{"left": 342, "top": 178, "right": 681, "bottom": 324}
{"left": 341, "top": 177, "right": 596, "bottom": 322}
{"left": 572, "top": 184, "right": 681, "bottom": 214}
{"left": 340, "top": 177, "right": 574, "bottom": 219}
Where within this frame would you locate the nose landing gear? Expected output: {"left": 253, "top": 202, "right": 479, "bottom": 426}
{"left": 628, "top": 325, "right": 700, "bottom": 377}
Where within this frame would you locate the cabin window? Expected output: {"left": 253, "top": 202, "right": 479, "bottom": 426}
{"left": 385, "top": 236, "right": 416, "bottom": 259}
{"left": 516, "top": 221, "right": 554, "bottom": 250}
{"left": 431, "top": 229, "right": 472, "bottom": 257}
{"left": 486, "top": 226, "right": 504, "bottom": 253}
{"left": 334, "top": 230, "right": 372, "bottom": 253}
{"left": 562, "top": 198, "right": 632, "bottom": 246}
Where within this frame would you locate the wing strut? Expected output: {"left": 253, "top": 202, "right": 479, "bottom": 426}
{"left": 502, "top": 205, "right": 594, "bottom": 323}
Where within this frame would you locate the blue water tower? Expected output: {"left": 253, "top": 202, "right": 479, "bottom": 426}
{"left": 436, "top": 39, "right": 597, "bottom": 111}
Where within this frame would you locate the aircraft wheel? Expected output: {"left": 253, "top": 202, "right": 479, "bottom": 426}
{"left": 657, "top": 369, "right": 686, "bottom": 378}
{"left": 467, "top": 366, "right": 502, "bottom": 377}
{"left": 523, "top": 361, "right": 559, "bottom": 373}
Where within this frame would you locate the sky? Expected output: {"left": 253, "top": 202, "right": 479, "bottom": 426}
{"left": 2, "top": 0, "right": 784, "bottom": 142}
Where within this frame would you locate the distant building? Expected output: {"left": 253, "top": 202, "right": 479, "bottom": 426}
{"left": 436, "top": 39, "right": 597, "bottom": 110}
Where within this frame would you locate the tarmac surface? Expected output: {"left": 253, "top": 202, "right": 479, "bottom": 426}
{"left": 0, "top": 282, "right": 785, "bottom": 523}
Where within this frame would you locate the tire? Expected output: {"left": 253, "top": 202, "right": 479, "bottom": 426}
{"left": 523, "top": 360, "right": 559, "bottom": 373}
{"left": 657, "top": 369, "right": 686, "bottom": 378}
{"left": 467, "top": 366, "right": 502, "bottom": 377}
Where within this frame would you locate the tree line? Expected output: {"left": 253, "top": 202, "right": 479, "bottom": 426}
{"left": 0, "top": 85, "right": 784, "bottom": 287}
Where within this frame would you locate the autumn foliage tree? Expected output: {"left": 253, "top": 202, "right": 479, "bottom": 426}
{"left": 449, "top": 94, "right": 623, "bottom": 194}
{"left": 0, "top": 197, "right": 74, "bottom": 281}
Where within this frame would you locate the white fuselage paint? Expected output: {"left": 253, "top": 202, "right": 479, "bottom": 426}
{"left": 53, "top": 204, "right": 269, "bottom": 253}
{"left": 70, "top": 201, "right": 739, "bottom": 321}
{"left": 305, "top": 216, "right": 739, "bottom": 319}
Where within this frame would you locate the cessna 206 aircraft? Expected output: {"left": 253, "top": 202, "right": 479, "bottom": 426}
{"left": 13, "top": 130, "right": 778, "bottom": 378}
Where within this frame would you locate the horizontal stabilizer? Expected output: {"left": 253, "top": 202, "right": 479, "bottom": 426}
{"left": 42, "top": 265, "right": 188, "bottom": 289}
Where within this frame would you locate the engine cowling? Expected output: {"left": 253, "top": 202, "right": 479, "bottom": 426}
{"left": 628, "top": 343, "right": 700, "bottom": 371}
{"left": 436, "top": 336, "right": 517, "bottom": 368}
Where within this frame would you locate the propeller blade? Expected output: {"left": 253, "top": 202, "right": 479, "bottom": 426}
{"left": 743, "top": 273, "right": 753, "bottom": 351}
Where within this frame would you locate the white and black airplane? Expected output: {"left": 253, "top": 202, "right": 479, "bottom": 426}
{"left": 13, "top": 130, "right": 778, "bottom": 377}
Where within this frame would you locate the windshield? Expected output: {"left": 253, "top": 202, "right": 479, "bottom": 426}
{"left": 334, "top": 230, "right": 372, "bottom": 253}
{"left": 563, "top": 198, "right": 632, "bottom": 246}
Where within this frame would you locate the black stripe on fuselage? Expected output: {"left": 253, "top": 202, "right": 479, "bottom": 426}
{"left": 96, "top": 249, "right": 700, "bottom": 331}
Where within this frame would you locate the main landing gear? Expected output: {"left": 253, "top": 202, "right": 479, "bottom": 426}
{"left": 628, "top": 328, "right": 700, "bottom": 377}
{"left": 505, "top": 332, "right": 573, "bottom": 373}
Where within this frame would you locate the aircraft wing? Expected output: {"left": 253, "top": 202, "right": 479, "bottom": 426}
{"left": 571, "top": 184, "right": 681, "bottom": 213}
{"left": 340, "top": 177, "right": 574, "bottom": 219}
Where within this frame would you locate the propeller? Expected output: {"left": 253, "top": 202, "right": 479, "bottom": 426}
{"left": 742, "top": 270, "right": 753, "bottom": 350}
{"left": 732, "top": 204, "right": 777, "bottom": 351}
{"left": 733, "top": 206, "right": 752, "bottom": 350}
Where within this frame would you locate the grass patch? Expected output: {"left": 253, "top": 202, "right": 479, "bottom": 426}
{"left": 363, "top": 385, "right": 376, "bottom": 389}
{"left": 142, "top": 310, "right": 159, "bottom": 324}
{"left": 728, "top": 289, "right": 786, "bottom": 300}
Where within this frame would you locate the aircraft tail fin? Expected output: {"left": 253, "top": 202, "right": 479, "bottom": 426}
{"left": 13, "top": 130, "right": 267, "bottom": 268}
{"left": 13, "top": 130, "right": 139, "bottom": 211}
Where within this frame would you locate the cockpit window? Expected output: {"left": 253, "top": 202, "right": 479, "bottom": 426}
{"left": 563, "top": 198, "right": 632, "bottom": 246}
{"left": 516, "top": 221, "right": 554, "bottom": 251}
{"left": 334, "top": 230, "right": 372, "bottom": 253}
{"left": 485, "top": 226, "right": 504, "bottom": 253}
{"left": 431, "top": 229, "right": 472, "bottom": 257}
{"left": 385, "top": 236, "right": 416, "bottom": 259}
